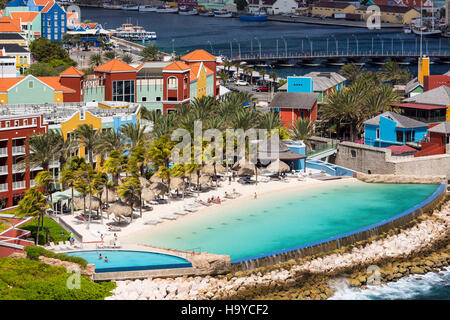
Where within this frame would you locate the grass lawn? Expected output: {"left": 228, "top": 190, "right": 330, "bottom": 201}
{"left": 20, "top": 217, "right": 69, "bottom": 245}
{"left": 0, "top": 257, "right": 116, "bottom": 300}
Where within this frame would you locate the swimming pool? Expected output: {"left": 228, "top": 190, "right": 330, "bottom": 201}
{"left": 64, "top": 250, "right": 192, "bottom": 273}
{"left": 132, "top": 181, "right": 440, "bottom": 261}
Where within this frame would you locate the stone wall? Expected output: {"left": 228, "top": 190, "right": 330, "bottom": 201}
{"left": 356, "top": 173, "right": 447, "bottom": 184}
{"left": 307, "top": 136, "right": 334, "bottom": 150}
{"left": 336, "top": 141, "right": 450, "bottom": 180}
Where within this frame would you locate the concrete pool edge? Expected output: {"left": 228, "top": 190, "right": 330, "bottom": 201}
{"left": 230, "top": 184, "right": 447, "bottom": 271}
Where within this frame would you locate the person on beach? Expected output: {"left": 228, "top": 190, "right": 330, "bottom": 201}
{"left": 254, "top": 192, "right": 257, "bottom": 200}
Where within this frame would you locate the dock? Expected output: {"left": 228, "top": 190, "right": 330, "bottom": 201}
{"left": 267, "top": 15, "right": 404, "bottom": 29}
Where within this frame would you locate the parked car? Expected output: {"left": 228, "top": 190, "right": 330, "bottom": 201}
{"left": 235, "top": 80, "right": 249, "bottom": 86}
{"left": 255, "top": 86, "right": 269, "bottom": 92}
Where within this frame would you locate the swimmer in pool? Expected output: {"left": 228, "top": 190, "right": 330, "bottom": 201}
{"left": 104, "top": 256, "right": 108, "bottom": 262}
{"left": 98, "top": 253, "right": 102, "bottom": 259}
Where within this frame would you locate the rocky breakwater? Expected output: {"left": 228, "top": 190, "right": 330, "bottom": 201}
{"left": 38, "top": 256, "right": 96, "bottom": 279}
{"left": 107, "top": 199, "right": 450, "bottom": 300}
{"left": 357, "top": 173, "right": 447, "bottom": 185}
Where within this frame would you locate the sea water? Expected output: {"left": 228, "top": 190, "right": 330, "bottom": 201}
{"left": 135, "top": 181, "right": 439, "bottom": 261}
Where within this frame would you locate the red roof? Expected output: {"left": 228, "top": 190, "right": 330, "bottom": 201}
{"left": 60, "top": 66, "right": 84, "bottom": 77}
{"left": 41, "top": 0, "right": 56, "bottom": 13}
{"left": 387, "top": 144, "right": 417, "bottom": 155}
{"left": 391, "top": 103, "right": 446, "bottom": 110}
{"left": 0, "top": 16, "right": 22, "bottom": 33}
{"left": 163, "top": 61, "right": 190, "bottom": 72}
{"left": 181, "top": 49, "right": 216, "bottom": 62}
{"left": 94, "top": 59, "right": 136, "bottom": 73}
{"left": 10, "top": 12, "right": 39, "bottom": 23}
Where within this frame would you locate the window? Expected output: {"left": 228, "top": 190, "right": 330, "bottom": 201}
{"left": 112, "top": 80, "right": 135, "bottom": 102}
{"left": 24, "top": 119, "right": 28, "bottom": 126}
{"left": 351, "top": 150, "right": 356, "bottom": 158}
{"left": 405, "top": 130, "right": 412, "bottom": 142}
{"left": 376, "top": 128, "right": 380, "bottom": 139}
{"left": 32, "top": 118, "right": 37, "bottom": 125}
{"left": 167, "top": 77, "right": 178, "bottom": 90}
{"left": 142, "top": 97, "right": 147, "bottom": 102}
{"left": 14, "top": 120, "right": 19, "bottom": 127}
{"left": 28, "top": 80, "right": 33, "bottom": 89}
{"left": 396, "top": 131, "right": 403, "bottom": 143}
{"left": 5, "top": 121, "right": 10, "bottom": 128}
{"left": 156, "top": 97, "right": 161, "bottom": 101}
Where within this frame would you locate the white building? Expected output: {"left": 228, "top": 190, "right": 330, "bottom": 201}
{"left": 0, "top": 49, "right": 17, "bottom": 78}
{"left": 248, "top": 0, "right": 300, "bottom": 15}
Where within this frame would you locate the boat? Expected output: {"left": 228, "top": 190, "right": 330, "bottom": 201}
{"left": 239, "top": 11, "right": 268, "bottom": 21}
{"left": 199, "top": 9, "right": 214, "bottom": 17}
{"left": 178, "top": 6, "right": 198, "bottom": 15}
{"left": 403, "top": 26, "right": 411, "bottom": 34}
{"left": 139, "top": 5, "right": 157, "bottom": 12}
{"left": 113, "top": 23, "right": 157, "bottom": 41}
{"left": 214, "top": 10, "right": 233, "bottom": 18}
{"left": 412, "top": 26, "right": 442, "bottom": 37}
{"left": 122, "top": 4, "right": 139, "bottom": 11}
{"left": 156, "top": 4, "right": 179, "bottom": 13}
{"left": 103, "top": 3, "right": 122, "bottom": 10}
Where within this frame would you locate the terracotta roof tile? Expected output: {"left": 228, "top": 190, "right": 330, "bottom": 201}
{"left": 41, "top": 0, "right": 56, "bottom": 13}
{"left": 10, "top": 12, "right": 40, "bottom": 23}
{"left": 163, "top": 61, "right": 190, "bottom": 71}
{"left": 39, "top": 77, "right": 76, "bottom": 92}
{"left": 189, "top": 62, "right": 213, "bottom": 81}
{"left": 0, "top": 77, "right": 24, "bottom": 92}
{"left": 60, "top": 66, "right": 84, "bottom": 77}
{"left": 0, "top": 16, "right": 22, "bottom": 33}
{"left": 94, "top": 59, "right": 136, "bottom": 73}
{"left": 181, "top": 49, "right": 216, "bottom": 62}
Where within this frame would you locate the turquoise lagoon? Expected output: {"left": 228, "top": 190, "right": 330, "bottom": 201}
{"left": 135, "top": 181, "right": 439, "bottom": 261}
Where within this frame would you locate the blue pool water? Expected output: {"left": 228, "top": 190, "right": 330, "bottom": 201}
{"left": 134, "top": 181, "right": 440, "bottom": 261}
{"left": 64, "top": 250, "right": 192, "bottom": 273}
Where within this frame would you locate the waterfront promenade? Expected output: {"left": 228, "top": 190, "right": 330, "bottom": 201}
{"left": 268, "top": 15, "right": 404, "bottom": 28}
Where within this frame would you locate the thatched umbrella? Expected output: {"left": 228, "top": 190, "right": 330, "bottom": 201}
{"left": 232, "top": 158, "right": 247, "bottom": 170}
{"left": 141, "top": 188, "right": 155, "bottom": 202}
{"left": 73, "top": 195, "right": 101, "bottom": 211}
{"left": 267, "top": 159, "right": 290, "bottom": 173}
{"left": 171, "top": 177, "right": 185, "bottom": 190}
{"left": 150, "top": 182, "right": 168, "bottom": 196}
{"left": 201, "top": 163, "right": 226, "bottom": 176}
{"left": 101, "top": 187, "right": 118, "bottom": 203}
{"left": 150, "top": 173, "right": 163, "bottom": 183}
{"left": 139, "top": 177, "right": 151, "bottom": 188}
{"left": 199, "top": 175, "right": 212, "bottom": 185}
{"left": 108, "top": 201, "right": 132, "bottom": 218}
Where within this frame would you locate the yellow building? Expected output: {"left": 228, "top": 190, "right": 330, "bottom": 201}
{"left": 0, "top": 32, "right": 28, "bottom": 47}
{"left": 0, "top": 43, "right": 30, "bottom": 73}
{"left": 311, "top": 2, "right": 356, "bottom": 17}
{"left": 356, "top": 5, "right": 420, "bottom": 24}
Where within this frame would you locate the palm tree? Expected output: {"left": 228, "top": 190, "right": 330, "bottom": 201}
{"left": 76, "top": 161, "right": 96, "bottom": 229}
{"left": 75, "top": 124, "right": 99, "bottom": 169}
{"left": 218, "top": 70, "right": 230, "bottom": 84}
{"left": 339, "top": 63, "right": 363, "bottom": 85}
{"left": 259, "top": 69, "right": 266, "bottom": 86}
{"left": 95, "top": 129, "right": 125, "bottom": 160}
{"left": 20, "top": 132, "right": 60, "bottom": 171}
{"left": 120, "top": 123, "right": 148, "bottom": 151}
{"left": 14, "top": 188, "right": 48, "bottom": 245}
{"left": 59, "top": 156, "right": 86, "bottom": 216}
{"left": 269, "top": 71, "right": 278, "bottom": 89}
{"left": 103, "top": 50, "right": 117, "bottom": 61}
{"left": 35, "top": 171, "right": 54, "bottom": 213}
{"left": 102, "top": 150, "right": 126, "bottom": 187}
{"left": 121, "top": 54, "right": 134, "bottom": 64}
{"left": 116, "top": 176, "right": 141, "bottom": 223}
{"left": 380, "top": 61, "right": 412, "bottom": 86}
{"left": 289, "top": 117, "right": 315, "bottom": 152}
{"left": 258, "top": 111, "right": 281, "bottom": 132}
{"left": 89, "top": 53, "right": 103, "bottom": 67}
{"left": 222, "top": 60, "right": 232, "bottom": 73}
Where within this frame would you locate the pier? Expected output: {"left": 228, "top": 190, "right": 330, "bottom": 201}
{"left": 268, "top": 15, "right": 405, "bottom": 28}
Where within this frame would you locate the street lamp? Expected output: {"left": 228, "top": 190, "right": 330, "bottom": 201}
{"left": 254, "top": 37, "right": 261, "bottom": 58}
{"left": 331, "top": 35, "right": 338, "bottom": 55}
{"left": 377, "top": 34, "right": 384, "bottom": 55}
{"left": 281, "top": 36, "right": 287, "bottom": 57}
{"left": 230, "top": 41, "right": 233, "bottom": 59}
{"left": 352, "top": 34, "right": 359, "bottom": 56}
{"left": 234, "top": 38, "right": 241, "bottom": 58}
{"left": 326, "top": 38, "right": 329, "bottom": 55}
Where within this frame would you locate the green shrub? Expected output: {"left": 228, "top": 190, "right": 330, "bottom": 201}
{"left": 20, "top": 217, "right": 68, "bottom": 245}
{"left": 25, "top": 246, "right": 88, "bottom": 268}
{"left": 0, "top": 258, "right": 115, "bottom": 300}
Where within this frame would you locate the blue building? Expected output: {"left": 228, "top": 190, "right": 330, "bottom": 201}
{"left": 364, "top": 111, "right": 428, "bottom": 148}
{"left": 39, "top": 1, "right": 66, "bottom": 42}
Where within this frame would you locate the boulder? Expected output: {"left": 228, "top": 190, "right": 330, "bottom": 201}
{"left": 189, "top": 253, "right": 231, "bottom": 275}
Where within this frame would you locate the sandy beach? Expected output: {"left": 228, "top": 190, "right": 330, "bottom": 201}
{"left": 59, "top": 172, "right": 355, "bottom": 246}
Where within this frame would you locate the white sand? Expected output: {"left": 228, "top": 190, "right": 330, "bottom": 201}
{"left": 59, "top": 172, "right": 356, "bottom": 246}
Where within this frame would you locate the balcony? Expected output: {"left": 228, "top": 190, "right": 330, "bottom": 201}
{"left": 0, "top": 148, "right": 7, "bottom": 157}
{"left": 0, "top": 183, "right": 7, "bottom": 192}
{"left": 0, "top": 165, "right": 8, "bottom": 175}
{"left": 13, "top": 181, "right": 26, "bottom": 190}
{"left": 12, "top": 146, "right": 26, "bottom": 155}
{"left": 12, "top": 164, "right": 25, "bottom": 173}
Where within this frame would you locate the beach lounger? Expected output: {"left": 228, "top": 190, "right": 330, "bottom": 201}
{"left": 64, "top": 241, "right": 75, "bottom": 250}
{"left": 161, "top": 214, "right": 178, "bottom": 220}
{"left": 174, "top": 210, "right": 189, "bottom": 216}
{"left": 58, "top": 241, "right": 68, "bottom": 250}
{"left": 143, "top": 219, "right": 163, "bottom": 225}
{"left": 73, "top": 242, "right": 83, "bottom": 249}
{"left": 49, "top": 242, "right": 60, "bottom": 251}
{"left": 96, "top": 243, "right": 105, "bottom": 249}
{"left": 113, "top": 241, "right": 121, "bottom": 248}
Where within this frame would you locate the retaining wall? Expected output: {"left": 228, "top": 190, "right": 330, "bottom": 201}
{"left": 231, "top": 183, "right": 447, "bottom": 272}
